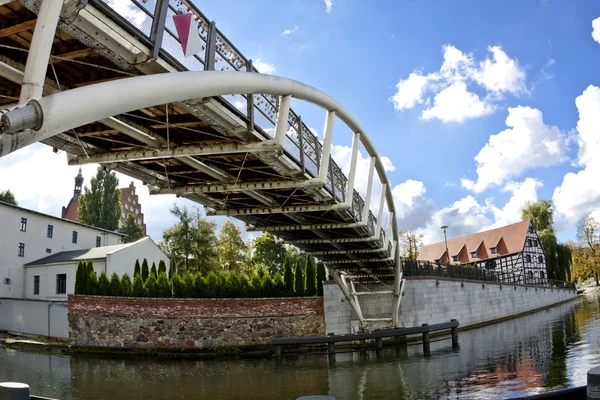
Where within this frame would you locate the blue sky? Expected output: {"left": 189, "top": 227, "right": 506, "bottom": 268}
{"left": 2, "top": 0, "right": 600, "bottom": 246}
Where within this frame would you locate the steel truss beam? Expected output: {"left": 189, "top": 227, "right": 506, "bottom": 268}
{"left": 207, "top": 202, "right": 350, "bottom": 216}
{"left": 306, "top": 247, "right": 388, "bottom": 256}
{"left": 149, "top": 178, "right": 322, "bottom": 195}
{"left": 324, "top": 257, "right": 394, "bottom": 265}
{"left": 68, "top": 140, "right": 282, "bottom": 165}
{"left": 286, "top": 235, "right": 381, "bottom": 245}
{"left": 247, "top": 221, "right": 366, "bottom": 232}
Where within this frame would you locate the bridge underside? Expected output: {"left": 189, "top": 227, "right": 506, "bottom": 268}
{"left": 0, "top": 0, "right": 403, "bottom": 329}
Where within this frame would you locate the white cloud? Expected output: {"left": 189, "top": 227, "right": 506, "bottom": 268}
{"left": 553, "top": 85, "right": 600, "bottom": 223}
{"left": 592, "top": 17, "right": 600, "bottom": 44}
{"left": 233, "top": 100, "right": 245, "bottom": 111}
{"left": 281, "top": 26, "right": 298, "bottom": 36}
{"left": 254, "top": 59, "right": 275, "bottom": 74}
{"left": 392, "top": 180, "right": 436, "bottom": 229}
{"left": 390, "top": 44, "right": 526, "bottom": 123}
{"left": 105, "top": 0, "right": 148, "bottom": 28}
{"left": 324, "top": 0, "right": 333, "bottom": 13}
{"left": 489, "top": 178, "right": 543, "bottom": 228}
{"left": 421, "top": 81, "right": 495, "bottom": 123}
{"left": 462, "top": 106, "right": 566, "bottom": 193}
{"left": 474, "top": 46, "right": 527, "bottom": 96}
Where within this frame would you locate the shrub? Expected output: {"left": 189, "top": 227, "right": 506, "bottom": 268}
{"left": 219, "top": 274, "right": 232, "bottom": 298}
{"left": 283, "top": 255, "right": 294, "bottom": 296}
{"left": 142, "top": 259, "right": 149, "bottom": 281}
{"left": 272, "top": 273, "right": 285, "bottom": 297}
{"left": 251, "top": 274, "right": 262, "bottom": 298}
{"left": 151, "top": 262, "right": 158, "bottom": 278}
{"left": 157, "top": 272, "right": 171, "bottom": 298}
{"left": 194, "top": 273, "right": 207, "bottom": 298}
{"left": 182, "top": 272, "right": 195, "bottom": 298}
{"left": 145, "top": 275, "right": 159, "bottom": 297}
{"left": 317, "top": 263, "right": 326, "bottom": 296}
{"left": 97, "top": 272, "right": 110, "bottom": 296}
{"left": 132, "top": 274, "right": 145, "bottom": 297}
{"left": 134, "top": 259, "right": 141, "bottom": 278}
{"left": 173, "top": 274, "right": 185, "bottom": 298}
{"left": 229, "top": 274, "right": 250, "bottom": 298}
{"left": 75, "top": 261, "right": 85, "bottom": 294}
{"left": 168, "top": 259, "right": 174, "bottom": 280}
{"left": 205, "top": 273, "right": 219, "bottom": 298}
{"left": 109, "top": 272, "right": 122, "bottom": 296}
{"left": 121, "top": 273, "right": 133, "bottom": 297}
{"left": 261, "top": 275, "right": 276, "bottom": 297}
{"left": 86, "top": 269, "right": 97, "bottom": 295}
{"left": 306, "top": 257, "right": 317, "bottom": 296}
{"left": 294, "top": 259, "right": 305, "bottom": 296}
{"left": 158, "top": 260, "right": 167, "bottom": 275}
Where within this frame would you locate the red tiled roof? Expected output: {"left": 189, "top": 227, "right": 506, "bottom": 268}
{"left": 418, "top": 220, "right": 531, "bottom": 264}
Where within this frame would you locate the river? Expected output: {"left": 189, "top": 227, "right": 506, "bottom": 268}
{"left": 1, "top": 292, "right": 599, "bottom": 399}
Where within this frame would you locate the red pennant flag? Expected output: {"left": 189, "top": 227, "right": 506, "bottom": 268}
{"left": 173, "top": 13, "right": 204, "bottom": 57}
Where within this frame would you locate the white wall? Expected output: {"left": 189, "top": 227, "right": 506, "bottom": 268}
{"left": 0, "top": 203, "right": 122, "bottom": 298}
{"left": 323, "top": 278, "right": 578, "bottom": 334}
{"left": 107, "top": 237, "right": 167, "bottom": 277}
{"left": 24, "top": 260, "right": 106, "bottom": 300}
{"left": 0, "top": 297, "right": 68, "bottom": 338}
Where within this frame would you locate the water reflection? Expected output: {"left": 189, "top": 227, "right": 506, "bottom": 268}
{"left": 1, "top": 293, "right": 600, "bottom": 399}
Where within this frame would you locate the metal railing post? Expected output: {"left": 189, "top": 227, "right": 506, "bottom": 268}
{"left": 150, "top": 0, "right": 169, "bottom": 61}
{"left": 204, "top": 21, "right": 217, "bottom": 71}
{"left": 245, "top": 59, "right": 255, "bottom": 134}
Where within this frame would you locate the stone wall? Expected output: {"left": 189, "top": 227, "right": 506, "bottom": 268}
{"left": 324, "top": 277, "right": 578, "bottom": 334}
{"left": 68, "top": 295, "right": 324, "bottom": 349}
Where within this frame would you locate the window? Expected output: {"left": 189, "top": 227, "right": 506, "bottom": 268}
{"left": 47, "top": 224, "right": 53, "bottom": 238}
{"left": 471, "top": 252, "right": 477, "bottom": 258}
{"left": 72, "top": 231, "right": 78, "bottom": 244}
{"left": 34, "top": 276, "right": 40, "bottom": 295}
{"left": 533, "top": 239, "right": 538, "bottom": 247}
{"left": 538, "top": 255, "right": 543, "bottom": 263}
{"left": 528, "top": 239, "right": 532, "bottom": 247}
{"left": 452, "top": 255, "right": 459, "bottom": 262}
{"left": 56, "top": 274, "right": 66, "bottom": 294}
{"left": 96, "top": 236, "right": 101, "bottom": 247}
{"left": 540, "top": 271, "right": 545, "bottom": 279}
{"left": 526, "top": 254, "right": 531, "bottom": 263}
{"left": 46, "top": 248, "right": 51, "bottom": 254}
{"left": 490, "top": 247, "right": 497, "bottom": 255}
{"left": 20, "top": 217, "right": 27, "bottom": 232}
{"left": 528, "top": 271, "right": 533, "bottom": 279}
{"left": 18, "top": 243, "right": 24, "bottom": 257}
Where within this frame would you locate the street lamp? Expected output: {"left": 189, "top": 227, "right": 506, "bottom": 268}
{"left": 441, "top": 225, "right": 449, "bottom": 265}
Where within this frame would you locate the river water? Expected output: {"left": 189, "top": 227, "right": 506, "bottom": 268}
{"left": 1, "top": 292, "right": 600, "bottom": 400}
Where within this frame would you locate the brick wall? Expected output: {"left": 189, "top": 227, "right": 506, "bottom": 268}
{"left": 68, "top": 295, "right": 324, "bottom": 350}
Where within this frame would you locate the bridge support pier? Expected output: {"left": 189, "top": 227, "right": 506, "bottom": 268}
{"left": 328, "top": 267, "right": 367, "bottom": 331}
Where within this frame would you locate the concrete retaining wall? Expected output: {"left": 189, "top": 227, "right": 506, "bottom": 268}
{"left": 324, "top": 277, "right": 578, "bottom": 334}
{"left": 0, "top": 297, "right": 68, "bottom": 338}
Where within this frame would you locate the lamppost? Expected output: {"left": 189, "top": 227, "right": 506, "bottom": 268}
{"left": 441, "top": 225, "right": 449, "bottom": 265}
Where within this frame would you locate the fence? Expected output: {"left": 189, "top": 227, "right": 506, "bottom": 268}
{"left": 402, "top": 260, "right": 576, "bottom": 290}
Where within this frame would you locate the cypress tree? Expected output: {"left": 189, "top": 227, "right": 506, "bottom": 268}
{"left": 97, "top": 272, "right": 110, "bottom": 296}
{"left": 205, "top": 273, "right": 219, "bottom": 298}
{"left": 251, "top": 274, "right": 262, "bottom": 298}
{"left": 158, "top": 260, "right": 167, "bottom": 275}
{"left": 283, "top": 255, "right": 294, "bottom": 296}
{"left": 87, "top": 269, "right": 97, "bottom": 295}
{"left": 183, "top": 272, "right": 195, "bottom": 298}
{"left": 294, "top": 258, "right": 305, "bottom": 296}
{"left": 142, "top": 258, "right": 149, "bottom": 281}
{"left": 237, "top": 275, "right": 251, "bottom": 298}
{"left": 172, "top": 274, "right": 185, "bottom": 298}
{"left": 75, "top": 261, "right": 84, "bottom": 294}
{"left": 261, "top": 275, "right": 275, "bottom": 297}
{"left": 145, "top": 275, "right": 159, "bottom": 297}
{"left": 168, "top": 259, "right": 174, "bottom": 280}
{"left": 157, "top": 272, "right": 171, "bottom": 298}
{"left": 305, "top": 257, "right": 317, "bottom": 296}
{"left": 272, "top": 273, "right": 285, "bottom": 297}
{"left": 151, "top": 262, "right": 158, "bottom": 278}
{"left": 121, "top": 273, "right": 133, "bottom": 297}
{"left": 109, "top": 272, "right": 122, "bottom": 296}
{"left": 132, "top": 274, "right": 145, "bottom": 297}
{"left": 134, "top": 259, "right": 141, "bottom": 277}
{"left": 194, "top": 273, "right": 206, "bottom": 298}
{"left": 317, "top": 263, "right": 327, "bottom": 296}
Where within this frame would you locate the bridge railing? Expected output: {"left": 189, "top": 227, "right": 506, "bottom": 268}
{"left": 403, "top": 260, "right": 576, "bottom": 290}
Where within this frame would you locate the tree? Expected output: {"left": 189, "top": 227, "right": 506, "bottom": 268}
{"left": 151, "top": 262, "right": 157, "bottom": 278}
{"left": 0, "top": 189, "right": 17, "bottom": 205}
{"left": 75, "top": 261, "right": 86, "bottom": 295}
{"left": 283, "top": 255, "right": 294, "bottom": 296}
{"left": 132, "top": 274, "right": 145, "bottom": 297}
{"left": 109, "top": 273, "right": 122, "bottom": 296}
{"left": 161, "top": 205, "right": 219, "bottom": 274}
{"left": 317, "top": 263, "right": 327, "bottom": 296}
{"left": 557, "top": 244, "right": 572, "bottom": 282}
{"left": 252, "top": 233, "right": 288, "bottom": 275}
{"left": 145, "top": 275, "right": 159, "bottom": 297}
{"left": 142, "top": 258, "right": 149, "bottom": 281}
{"left": 217, "top": 219, "right": 249, "bottom": 274}
{"left": 78, "top": 166, "right": 122, "bottom": 230}
{"left": 119, "top": 214, "right": 144, "bottom": 243}
{"left": 305, "top": 257, "right": 317, "bottom": 296}
{"left": 86, "top": 268, "right": 97, "bottom": 295}
{"left": 121, "top": 273, "right": 133, "bottom": 297}
{"left": 97, "top": 272, "right": 110, "bottom": 296}
{"left": 577, "top": 215, "right": 600, "bottom": 285}
{"left": 157, "top": 272, "right": 171, "bottom": 298}
{"left": 399, "top": 227, "right": 424, "bottom": 260}
{"left": 158, "top": 260, "right": 167, "bottom": 275}
{"left": 134, "top": 259, "right": 141, "bottom": 277}
{"left": 294, "top": 258, "right": 305, "bottom": 296}
{"left": 522, "top": 200, "right": 554, "bottom": 232}
{"left": 539, "top": 229, "right": 558, "bottom": 279}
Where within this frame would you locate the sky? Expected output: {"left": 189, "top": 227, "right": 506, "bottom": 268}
{"left": 2, "top": 0, "right": 600, "bottom": 246}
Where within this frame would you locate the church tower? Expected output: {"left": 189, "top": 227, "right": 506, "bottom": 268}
{"left": 62, "top": 169, "right": 84, "bottom": 221}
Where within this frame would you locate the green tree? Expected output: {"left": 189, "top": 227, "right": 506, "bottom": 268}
{"left": 261, "top": 275, "right": 276, "bottom": 297}
{"left": 305, "top": 257, "right": 317, "bottom": 296}
{"left": 522, "top": 200, "right": 554, "bottom": 232}
{"left": 121, "top": 273, "right": 133, "bottom": 297}
{"left": 217, "top": 219, "right": 249, "bottom": 274}
{"left": 119, "top": 214, "right": 144, "bottom": 243}
{"left": 205, "top": 273, "right": 220, "bottom": 298}
{"left": 294, "top": 259, "right": 305, "bottom": 296}
{"left": 182, "top": 272, "right": 195, "bottom": 298}
{"left": 576, "top": 215, "right": 600, "bottom": 285}
{"left": 194, "top": 273, "right": 206, "bottom": 298}
{"left": 132, "top": 274, "right": 145, "bottom": 297}
{"left": 158, "top": 260, "right": 167, "bottom": 275}
{"left": 134, "top": 259, "right": 141, "bottom": 278}
{"left": 172, "top": 274, "right": 185, "bottom": 298}
{"left": 251, "top": 274, "right": 262, "bottom": 297}
{"left": 251, "top": 232, "right": 288, "bottom": 275}
{"left": 272, "top": 273, "right": 285, "bottom": 297}
{"left": 86, "top": 269, "right": 97, "bottom": 295}
{"left": 78, "top": 166, "right": 122, "bottom": 230}
{"left": 145, "top": 275, "right": 159, "bottom": 297}
{"left": 557, "top": 244, "right": 572, "bottom": 282}
{"left": 0, "top": 189, "right": 17, "bottom": 205}
{"left": 161, "top": 205, "right": 219, "bottom": 274}
{"left": 75, "top": 261, "right": 85, "bottom": 294}
{"left": 97, "top": 272, "right": 110, "bottom": 296}
{"left": 317, "top": 263, "right": 327, "bottom": 296}
{"left": 142, "top": 258, "right": 149, "bottom": 281}
{"left": 283, "top": 255, "right": 294, "bottom": 296}
{"left": 157, "top": 272, "right": 171, "bottom": 298}
{"left": 399, "top": 227, "right": 424, "bottom": 260}
{"left": 109, "top": 272, "right": 122, "bottom": 296}
{"left": 151, "top": 262, "right": 158, "bottom": 278}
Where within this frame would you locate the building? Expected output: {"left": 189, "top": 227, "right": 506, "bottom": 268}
{"left": 417, "top": 220, "right": 547, "bottom": 283}
{"left": 61, "top": 168, "right": 83, "bottom": 221}
{"left": 0, "top": 201, "right": 124, "bottom": 299}
{"left": 120, "top": 181, "right": 146, "bottom": 234}
{"left": 23, "top": 237, "right": 167, "bottom": 300}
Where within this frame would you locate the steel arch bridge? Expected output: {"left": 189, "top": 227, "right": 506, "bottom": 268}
{"left": 0, "top": 0, "right": 405, "bottom": 331}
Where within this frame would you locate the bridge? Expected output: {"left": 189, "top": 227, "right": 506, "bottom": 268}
{"left": 0, "top": 0, "right": 404, "bottom": 331}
